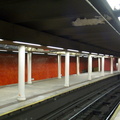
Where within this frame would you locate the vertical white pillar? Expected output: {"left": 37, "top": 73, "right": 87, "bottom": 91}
{"left": 110, "top": 57, "right": 113, "bottom": 74}
{"left": 98, "top": 58, "right": 100, "bottom": 72}
{"left": 101, "top": 56, "right": 105, "bottom": 76}
{"left": 27, "top": 52, "right": 32, "bottom": 84}
{"left": 58, "top": 54, "right": 61, "bottom": 78}
{"left": 65, "top": 52, "right": 70, "bottom": 87}
{"left": 88, "top": 55, "right": 92, "bottom": 80}
{"left": 17, "top": 46, "right": 26, "bottom": 101}
{"left": 76, "top": 56, "right": 80, "bottom": 75}
{"left": 118, "top": 58, "right": 120, "bottom": 72}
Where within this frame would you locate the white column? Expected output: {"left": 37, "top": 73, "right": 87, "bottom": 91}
{"left": 101, "top": 56, "right": 105, "bottom": 76}
{"left": 88, "top": 55, "right": 92, "bottom": 80}
{"left": 65, "top": 52, "right": 70, "bottom": 87}
{"left": 118, "top": 58, "right": 120, "bottom": 72}
{"left": 27, "top": 52, "right": 32, "bottom": 84}
{"left": 17, "top": 46, "right": 26, "bottom": 101}
{"left": 98, "top": 58, "right": 100, "bottom": 72}
{"left": 110, "top": 57, "right": 113, "bottom": 74}
{"left": 58, "top": 54, "right": 61, "bottom": 78}
{"left": 76, "top": 56, "right": 80, "bottom": 75}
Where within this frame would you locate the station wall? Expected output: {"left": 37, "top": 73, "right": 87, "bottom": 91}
{"left": 0, "top": 53, "right": 117, "bottom": 86}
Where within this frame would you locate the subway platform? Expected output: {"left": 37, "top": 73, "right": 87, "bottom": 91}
{"left": 0, "top": 71, "right": 119, "bottom": 117}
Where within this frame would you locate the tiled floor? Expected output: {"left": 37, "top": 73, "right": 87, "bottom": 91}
{"left": 0, "top": 71, "right": 119, "bottom": 116}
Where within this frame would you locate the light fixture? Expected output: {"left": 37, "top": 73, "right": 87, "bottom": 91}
{"left": 118, "top": 17, "right": 120, "bottom": 21}
{"left": 47, "top": 46, "right": 64, "bottom": 50}
{"left": 13, "top": 50, "right": 28, "bottom": 53}
{"left": 0, "top": 39, "right": 4, "bottom": 41}
{"left": 80, "top": 55, "right": 83, "bottom": 57}
{"left": 0, "top": 49, "right": 7, "bottom": 52}
{"left": 91, "top": 52, "right": 97, "bottom": 55}
{"left": 33, "top": 52, "right": 44, "bottom": 54}
{"left": 81, "top": 51, "right": 89, "bottom": 54}
{"left": 106, "top": 0, "right": 120, "bottom": 11}
{"left": 110, "top": 55, "right": 113, "bottom": 57}
{"left": 105, "top": 54, "right": 109, "bottom": 57}
{"left": 70, "top": 55, "right": 75, "bottom": 57}
{"left": 13, "top": 41, "right": 41, "bottom": 46}
{"left": 67, "top": 49, "right": 79, "bottom": 52}
{"left": 13, "top": 51, "right": 18, "bottom": 53}
{"left": 99, "top": 54, "right": 104, "bottom": 56}
{"left": 48, "top": 53, "right": 57, "bottom": 56}
{"left": 83, "top": 56, "right": 88, "bottom": 58}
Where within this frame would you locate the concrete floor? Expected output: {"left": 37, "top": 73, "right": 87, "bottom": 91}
{"left": 110, "top": 105, "right": 120, "bottom": 120}
{"left": 0, "top": 71, "right": 119, "bottom": 117}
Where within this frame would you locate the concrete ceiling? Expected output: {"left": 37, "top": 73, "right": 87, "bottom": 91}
{"left": 0, "top": 0, "right": 120, "bottom": 56}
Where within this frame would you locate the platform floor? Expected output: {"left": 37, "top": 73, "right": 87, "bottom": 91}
{"left": 110, "top": 105, "right": 120, "bottom": 120}
{"left": 0, "top": 71, "right": 119, "bottom": 116}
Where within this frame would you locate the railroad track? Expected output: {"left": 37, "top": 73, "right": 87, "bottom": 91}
{"left": 1, "top": 75, "right": 120, "bottom": 120}
{"left": 40, "top": 82, "right": 120, "bottom": 120}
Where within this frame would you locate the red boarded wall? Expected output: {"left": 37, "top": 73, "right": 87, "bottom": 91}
{"left": 0, "top": 53, "right": 118, "bottom": 86}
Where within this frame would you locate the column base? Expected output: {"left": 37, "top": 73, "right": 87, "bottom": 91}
{"left": 88, "top": 77, "right": 92, "bottom": 80}
{"left": 64, "top": 84, "right": 69, "bottom": 87}
{"left": 17, "top": 97, "right": 26, "bottom": 101}
{"left": 58, "top": 77, "right": 61, "bottom": 79}
{"left": 27, "top": 81, "right": 32, "bottom": 84}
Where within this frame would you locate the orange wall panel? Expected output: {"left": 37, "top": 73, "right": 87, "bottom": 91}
{"left": 70, "top": 57, "right": 76, "bottom": 75}
{"left": 80, "top": 57, "right": 88, "bottom": 73}
{"left": 32, "top": 55, "right": 58, "bottom": 80}
{"left": 0, "top": 53, "right": 118, "bottom": 86}
{"left": 0, "top": 53, "right": 18, "bottom": 85}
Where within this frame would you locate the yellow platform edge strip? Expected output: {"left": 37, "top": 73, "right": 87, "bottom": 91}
{"left": 110, "top": 105, "right": 120, "bottom": 120}
{"left": 0, "top": 73, "right": 119, "bottom": 117}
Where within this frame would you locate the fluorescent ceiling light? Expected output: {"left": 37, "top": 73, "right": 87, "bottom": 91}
{"left": 67, "top": 49, "right": 79, "bottom": 52}
{"left": 99, "top": 54, "right": 104, "bottom": 56}
{"left": 13, "top": 51, "right": 28, "bottom": 53}
{"left": 33, "top": 52, "right": 44, "bottom": 54}
{"left": 106, "top": 0, "right": 120, "bottom": 11}
{"left": 0, "top": 39, "right": 3, "bottom": 41}
{"left": 81, "top": 51, "right": 89, "bottom": 54}
{"left": 91, "top": 52, "right": 97, "bottom": 55}
{"left": 0, "top": 49, "right": 7, "bottom": 52}
{"left": 47, "top": 46, "right": 64, "bottom": 50}
{"left": 83, "top": 56, "right": 88, "bottom": 58}
{"left": 13, "top": 51, "right": 18, "bottom": 53}
{"left": 118, "top": 17, "right": 120, "bottom": 21}
{"left": 48, "top": 53, "right": 57, "bottom": 56}
{"left": 13, "top": 41, "right": 41, "bottom": 46}
{"left": 70, "top": 55, "right": 75, "bottom": 57}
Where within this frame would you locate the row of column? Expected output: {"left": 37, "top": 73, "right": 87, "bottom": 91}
{"left": 17, "top": 46, "right": 115, "bottom": 101}
{"left": 88, "top": 56, "right": 114, "bottom": 80}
